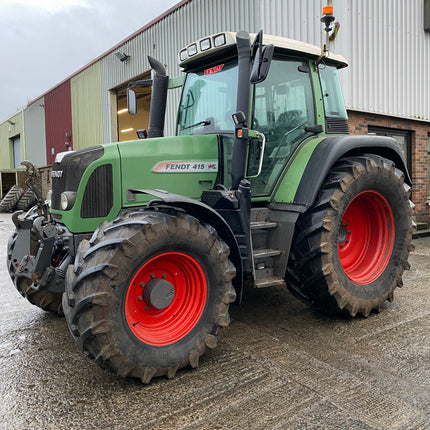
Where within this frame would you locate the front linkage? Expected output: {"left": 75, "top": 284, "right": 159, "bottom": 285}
{"left": 7, "top": 161, "right": 73, "bottom": 314}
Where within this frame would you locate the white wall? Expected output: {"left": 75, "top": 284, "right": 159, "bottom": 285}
{"left": 259, "top": 0, "right": 430, "bottom": 121}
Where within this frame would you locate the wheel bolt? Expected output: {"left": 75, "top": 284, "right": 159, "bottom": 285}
{"left": 150, "top": 273, "right": 155, "bottom": 278}
{"left": 162, "top": 274, "right": 166, "bottom": 279}
{"left": 138, "top": 296, "right": 143, "bottom": 301}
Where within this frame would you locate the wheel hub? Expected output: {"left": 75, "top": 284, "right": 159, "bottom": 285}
{"left": 338, "top": 222, "right": 350, "bottom": 246}
{"left": 125, "top": 252, "right": 208, "bottom": 346}
{"left": 143, "top": 278, "right": 175, "bottom": 310}
{"left": 338, "top": 190, "right": 395, "bottom": 284}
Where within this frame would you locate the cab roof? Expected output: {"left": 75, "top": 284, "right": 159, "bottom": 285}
{"left": 178, "top": 31, "right": 348, "bottom": 70}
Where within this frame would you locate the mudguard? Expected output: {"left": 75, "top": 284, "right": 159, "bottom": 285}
{"left": 128, "top": 188, "right": 243, "bottom": 302}
{"left": 274, "top": 135, "right": 410, "bottom": 209}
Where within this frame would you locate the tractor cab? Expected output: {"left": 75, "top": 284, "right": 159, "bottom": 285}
{"left": 175, "top": 31, "right": 348, "bottom": 195}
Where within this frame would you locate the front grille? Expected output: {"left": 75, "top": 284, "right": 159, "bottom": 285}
{"left": 52, "top": 146, "right": 104, "bottom": 210}
{"left": 325, "top": 117, "right": 349, "bottom": 134}
{"left": 81, "top": 164, "right": 113, "bottom": 218}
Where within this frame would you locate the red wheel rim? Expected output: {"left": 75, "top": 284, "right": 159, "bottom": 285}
{"left": 338, "top": 190, "right": 395, "bottom": 285}
{"left": 125, "top": 252, "right": 207, "bottom": 346}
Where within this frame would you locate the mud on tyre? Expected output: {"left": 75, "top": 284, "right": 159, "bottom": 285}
{"left": 63, "top": 209, "right": 236, "bottom": 383}
{"left": 286, "top": 154, "right": 415, "bottom": 317}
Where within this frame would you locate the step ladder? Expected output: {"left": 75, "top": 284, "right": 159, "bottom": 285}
{"left": 250, "top": 220, "right": 286, "bottom": 289}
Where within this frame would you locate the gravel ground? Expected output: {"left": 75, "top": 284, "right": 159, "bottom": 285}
{"left": 0, "top": 211, "right": 428, "bottom": 429}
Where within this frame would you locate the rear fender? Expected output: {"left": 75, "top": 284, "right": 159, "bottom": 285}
{"left": 274, "top": 135, "right": 410, "bottom": 209}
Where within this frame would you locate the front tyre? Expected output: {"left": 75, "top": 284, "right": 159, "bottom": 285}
{"left": 286, "top": 155, "right": 414, "bottom": 317}
{"left": 63, "top": 210, "right": 236, "bottom": 383}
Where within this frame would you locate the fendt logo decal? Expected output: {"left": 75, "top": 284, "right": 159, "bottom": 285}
{"left": 51, "top": 170, "right": 63, "bottom": 178}
{"left": 153, "top": 161, "right": 218, "bottom": 173}
{"left": 204, "top": 64, "right": 224, "bottom": 75}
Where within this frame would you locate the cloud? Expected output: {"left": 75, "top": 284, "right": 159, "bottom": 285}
{"left": 0, "top": 0, "right": 179, "bottom": 120}
{"left": 0, "top": 0, "right": 91, "bottom": 15}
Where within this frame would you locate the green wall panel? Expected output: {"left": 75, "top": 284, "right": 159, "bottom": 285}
{"left": 0, "top": 111, "right": 24, "bottom": 170}
{"left": 71, "top": 62, "right": 103, "bottom": 151}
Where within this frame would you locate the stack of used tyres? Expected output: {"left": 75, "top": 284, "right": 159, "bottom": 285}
{"left": 0, "top": 185, "right": 36, "bottom": 212}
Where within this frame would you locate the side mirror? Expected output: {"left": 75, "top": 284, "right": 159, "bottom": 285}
{"left": 250, "top": 44, "right": 274, "bottom": 84}
{"left": 232, "top": 111, "right": 247, "bottom": 126}
{"left": 127, "top": 87, "right": 137, "bottom": 115}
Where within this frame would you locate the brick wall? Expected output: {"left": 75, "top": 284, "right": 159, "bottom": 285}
{"left": 348, "top": 110, "right": 430, "bottom": 223}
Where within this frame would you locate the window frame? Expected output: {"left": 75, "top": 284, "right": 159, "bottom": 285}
{"left": 367, "top": 126, "right": 412, "bottom": 173}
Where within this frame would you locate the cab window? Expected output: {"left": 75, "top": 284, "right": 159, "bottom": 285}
{"left": 249, "top": 57, "right": 315, "bottom": 196}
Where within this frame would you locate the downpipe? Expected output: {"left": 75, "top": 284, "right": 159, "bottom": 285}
{"left": 148, "top": 56, "right": 169, "bottom": 138}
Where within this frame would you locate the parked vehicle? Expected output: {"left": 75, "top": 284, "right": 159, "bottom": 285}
{"left": 7, "top": 7, "right": 414, "bottom": 383}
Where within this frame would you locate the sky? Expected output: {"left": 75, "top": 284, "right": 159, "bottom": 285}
{"left": 0, "top": 0, "right": 180, "bottom": 121}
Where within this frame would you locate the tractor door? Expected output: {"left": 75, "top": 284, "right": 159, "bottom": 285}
{"left": 247, "top": 57, "right": 317, "bottom": 196}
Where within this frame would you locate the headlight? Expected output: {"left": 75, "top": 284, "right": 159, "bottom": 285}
{"left": 187, "top": 43, "right": 197, "bottom": 57}
{"left": 60, "top": 191, "right": 77, "bottom": 211}
{"left": 179, "top": 49, "right": 188, "bottom": 61}
{"left": 213, "top": 33, "right": 226, "bottom": 47}
{"left": 200, "top": 38, "right": 211, "bottom": 51}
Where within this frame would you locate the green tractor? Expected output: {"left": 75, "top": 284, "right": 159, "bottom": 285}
{"left": 7, "top": 25, "right": 414, "bottom": 383}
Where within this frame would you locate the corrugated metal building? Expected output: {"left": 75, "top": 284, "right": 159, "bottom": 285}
{"left": 23, "top": 98, "right": 46, "bottom": 167}
{"left": 0, "top": 110, "right": 25, "bottom": 197}
{"left": 71, "top": 63, "right": 103, "bottom": 151}
{"left": 0, "top": 0, "right": 429, "bottom": 221}
{"left": 44, "top": 80, "right": 73, "bottom": 165}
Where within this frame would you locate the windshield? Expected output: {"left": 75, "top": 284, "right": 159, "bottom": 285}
{"left": 177, "top": 62, "right": 238, "bottom": 135}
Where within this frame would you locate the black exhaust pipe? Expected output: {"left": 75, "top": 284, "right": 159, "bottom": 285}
{"left": 147, "top": 56, "right": 169, "bottom": 138}
{"left": 231, "top": 31, "right": 251, "bottom": 190}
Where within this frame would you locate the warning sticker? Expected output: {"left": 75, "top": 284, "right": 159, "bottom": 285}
{"left": 153, "top": 161, "right": 218, "bottom": 173}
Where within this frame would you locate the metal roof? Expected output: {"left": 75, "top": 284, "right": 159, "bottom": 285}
{"left": 179, "top": 31, "right": 348, "bottom": 69}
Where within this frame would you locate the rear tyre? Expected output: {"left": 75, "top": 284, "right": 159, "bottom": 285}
{"left": 0, "top": 185, "right": 24, "bottom": 212}
{"left": 286, "top": 155, "right": 414, "bottom": 317}
{"left": 63, "top": 209, "right": 236, "bottom": 383}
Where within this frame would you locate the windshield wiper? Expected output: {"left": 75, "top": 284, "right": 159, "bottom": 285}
{"left": 181, "top": 119, "right": 211, "bottom": 131}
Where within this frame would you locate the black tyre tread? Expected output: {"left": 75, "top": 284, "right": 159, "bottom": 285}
{"left": 7, "top": 231, "right": 63, "bottom": 315}
{"left": 63, "top": 209, "right": 236, "bottom": 383}
{"left": 286, "top": 154, "right": 414, "bottom": 317}
{"left": 16, "top": 188, "right": 37, "bottom": 211}
{"left": 0, "top": 185, "right": 24, "bottom": 212}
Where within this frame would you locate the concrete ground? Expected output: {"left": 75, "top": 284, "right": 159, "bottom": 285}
{"left": 0, "top": 211, "right": 429, "bottom": 430}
